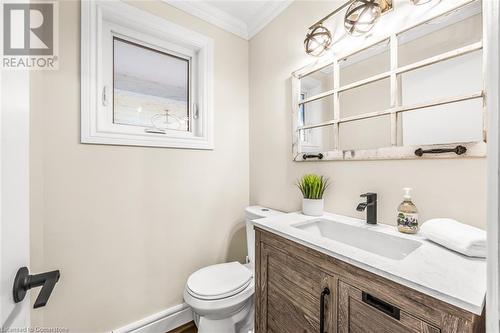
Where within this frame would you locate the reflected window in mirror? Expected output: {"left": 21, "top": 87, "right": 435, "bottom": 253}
{"left": 299, "top": 92, "right": 306, "bottom": 142}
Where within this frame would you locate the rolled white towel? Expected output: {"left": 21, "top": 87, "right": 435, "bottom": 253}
{"left": 420, "top": 218, "right": 486, "bottom": 258}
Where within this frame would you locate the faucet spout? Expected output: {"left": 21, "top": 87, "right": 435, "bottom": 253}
{"left": 356, "top": 202, "right": 367, "bottom": 211}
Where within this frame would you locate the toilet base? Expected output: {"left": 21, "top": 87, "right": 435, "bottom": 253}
{"left": 194, "top": 297, "right": 254, "bottom": 333}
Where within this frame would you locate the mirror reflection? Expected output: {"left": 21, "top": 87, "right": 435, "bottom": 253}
{"left": 299, "top": 64, "right": 334, "bottom": 98}
{"left": 339, "top": 39, "right": 390, "bottom": 86}
{"left": 300, "top": 125, "right": 336, "bottom": 153}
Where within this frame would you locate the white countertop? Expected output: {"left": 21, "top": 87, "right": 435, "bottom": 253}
{"left": 253, "top": 212, "right": 486, "bottom": 315}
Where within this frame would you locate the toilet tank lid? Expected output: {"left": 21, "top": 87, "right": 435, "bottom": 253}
{"left": 245, "top": 206, "right": 283, "bottom": 220}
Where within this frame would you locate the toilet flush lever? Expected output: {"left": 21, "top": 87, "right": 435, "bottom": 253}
{"left": 13, "top": 267, "right": 60, "bottom": 308}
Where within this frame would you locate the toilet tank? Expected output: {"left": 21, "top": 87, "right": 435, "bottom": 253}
{"left": 245, "top": 206, "right": 283, "bottom": 266}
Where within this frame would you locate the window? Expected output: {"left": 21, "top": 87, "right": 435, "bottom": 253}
{"left": 113, "top": 38, "right": 190, "bottom": 132}
{"left": 81, "top": 1, "right": 214, "bottom": 149}
{"left": 292, "top": 0, "right": 486, "bottom": 160}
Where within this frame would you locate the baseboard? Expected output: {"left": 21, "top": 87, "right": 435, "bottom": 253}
{"left": 111, "top": 303, "right": 193, "bottom": 333}
{"left": 167, "top": 321, "right": 196, "bottom": 333}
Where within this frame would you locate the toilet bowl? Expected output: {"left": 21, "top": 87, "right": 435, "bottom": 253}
{"left": 184, "top": 262, "right": 254, "bottom": 333}
{"left": 183, "top": 206, "right": 283, "bottom": 333}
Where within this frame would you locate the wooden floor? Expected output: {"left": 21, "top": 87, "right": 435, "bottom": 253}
{"left": 167, "top": 321, "right": 197, "bottom": 333}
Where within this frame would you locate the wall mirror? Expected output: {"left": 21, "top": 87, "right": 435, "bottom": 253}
{"left": 292, "top": 0, "right": 486, "bottom": 161}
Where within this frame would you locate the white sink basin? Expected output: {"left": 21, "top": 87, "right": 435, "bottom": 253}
{"left": 293, "top": 218, "right": 422, "bottom": 260}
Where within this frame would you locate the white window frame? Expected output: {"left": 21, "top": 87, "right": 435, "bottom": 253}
{"left": 81, "top": 0, "right": 214, "bottom": 149}
{"left": 291, "top": 0, "right": 487, "bottom": 161}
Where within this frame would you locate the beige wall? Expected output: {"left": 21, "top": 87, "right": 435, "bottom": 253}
{"left": 249, "top": 1, "right": 486, "bottom": 229}
{"left": 30, "top": 1, "right": 249, "bottom": 331}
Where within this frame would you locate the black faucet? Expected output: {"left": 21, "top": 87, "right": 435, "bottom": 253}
{"left": 357, "top": 193, "right": 377, "bottom": 224}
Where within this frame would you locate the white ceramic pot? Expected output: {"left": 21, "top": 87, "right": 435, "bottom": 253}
{"left": 302, "top": 198, "right": 324, "bottom": 216}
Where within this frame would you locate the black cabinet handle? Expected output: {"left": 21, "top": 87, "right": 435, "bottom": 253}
{"left": 362, "top": 292, "right": 400, "bottom": 320}
{"left": 13, "top": 267, "right": 60, "bottom": 308}
{"left": 320, "top": 287, "right": 330, "bottom": 333}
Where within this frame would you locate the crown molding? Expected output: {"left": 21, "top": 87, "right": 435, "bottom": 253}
{"left": 163, "top": 0, "right": 249, "bottom": 38}
{"left": 247, "top": 0, "right": 293, "bottom": 39}
{"left": 162, "top": 0, "right": 292, "bottom": 40}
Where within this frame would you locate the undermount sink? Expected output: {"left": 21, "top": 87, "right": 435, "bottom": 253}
{"left": 293, "top": 218, "right": 422, "bottom": 260}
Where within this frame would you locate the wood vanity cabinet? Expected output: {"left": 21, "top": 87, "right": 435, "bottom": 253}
{"left": 337, "top": 281, "right": 440, "bottom": 333}
{"left": 254, "top": 228, "right": 485, "bottom": 333}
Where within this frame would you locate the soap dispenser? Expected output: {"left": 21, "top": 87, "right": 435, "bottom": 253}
{"left": 397, "top": 188, "right": 419, "bottom": 234}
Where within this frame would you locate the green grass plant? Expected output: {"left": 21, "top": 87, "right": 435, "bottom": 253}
{"left": 297, "top": 174, "right": 330, "bottom": 200}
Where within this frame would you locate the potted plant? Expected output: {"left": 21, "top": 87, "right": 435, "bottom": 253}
{"left": 297, "top": 174, "right": 330, "bottom": 216}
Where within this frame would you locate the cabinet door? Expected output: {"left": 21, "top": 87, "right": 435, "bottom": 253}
{"left": 255, "top": 243, "right": 334, "bottom": 333}
{"left": 338, "top": 281, "right": 440, "bottom": 333}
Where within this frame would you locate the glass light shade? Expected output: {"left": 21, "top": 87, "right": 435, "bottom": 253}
{"left": 304, "top": 24, "right": 333, "bottom": 57}
{"left": 411, "top": 0, "right": 433, "bottom": 4}
{"left": 344, "top": 0, "right": 382, "bottom": 36}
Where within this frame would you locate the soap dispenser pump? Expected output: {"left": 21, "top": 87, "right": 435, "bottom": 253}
{"left": 397, "top": 188, "right": 419, "bottom": 234}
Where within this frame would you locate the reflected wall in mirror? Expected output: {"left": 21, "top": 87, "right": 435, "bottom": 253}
{"left": 401, "top": 99, "right": 483, "bottom": 146}
{"left": 400, "top": 50, "right": 483, "bottom": 146}
{"left": 291, "top": 0, "right": 486, "bottom": 161}
{"left": 339, "top": 39, "right": 390, "bottom": 86}
{"left": 339, "top": 116, "right": 391, "bottom": 151}
{"left": 398, "top": 1, "right": 483, "bottom": 147}
{"left": 339, "top": 78, "right": 391, "bottom": 118}
{"left": 398, "top": 1, "right": 482, "bottom": 66}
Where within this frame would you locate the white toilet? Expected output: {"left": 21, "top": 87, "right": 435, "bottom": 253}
{"left": 183, "top": 206, "right": 283, "bottom": 333}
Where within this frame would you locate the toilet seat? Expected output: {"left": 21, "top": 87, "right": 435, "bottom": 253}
{"left": 183, "top": 276, "right": 254, "bottom": 319}
{"left": 186, "top": 262, "right": 252, "bottom": 300}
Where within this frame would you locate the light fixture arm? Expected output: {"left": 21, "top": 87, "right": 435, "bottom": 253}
{"left": 308, "top": 0, "right": 356, "bottom": 30}
{"left": 308, "top": 0, "right": 392, "bottom": 30}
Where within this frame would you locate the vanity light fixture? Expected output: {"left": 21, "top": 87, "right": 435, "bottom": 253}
{"left": 303, "top": 0, "right": 392, "bottom": 56}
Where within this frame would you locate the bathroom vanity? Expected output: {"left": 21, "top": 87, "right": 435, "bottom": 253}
{"left": 253, "top": 213, "right": 485, "bottom": 332}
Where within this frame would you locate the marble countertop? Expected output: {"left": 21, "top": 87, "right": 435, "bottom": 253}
{"left": 252, "top": 212, "right": 486, "bottom": 315}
